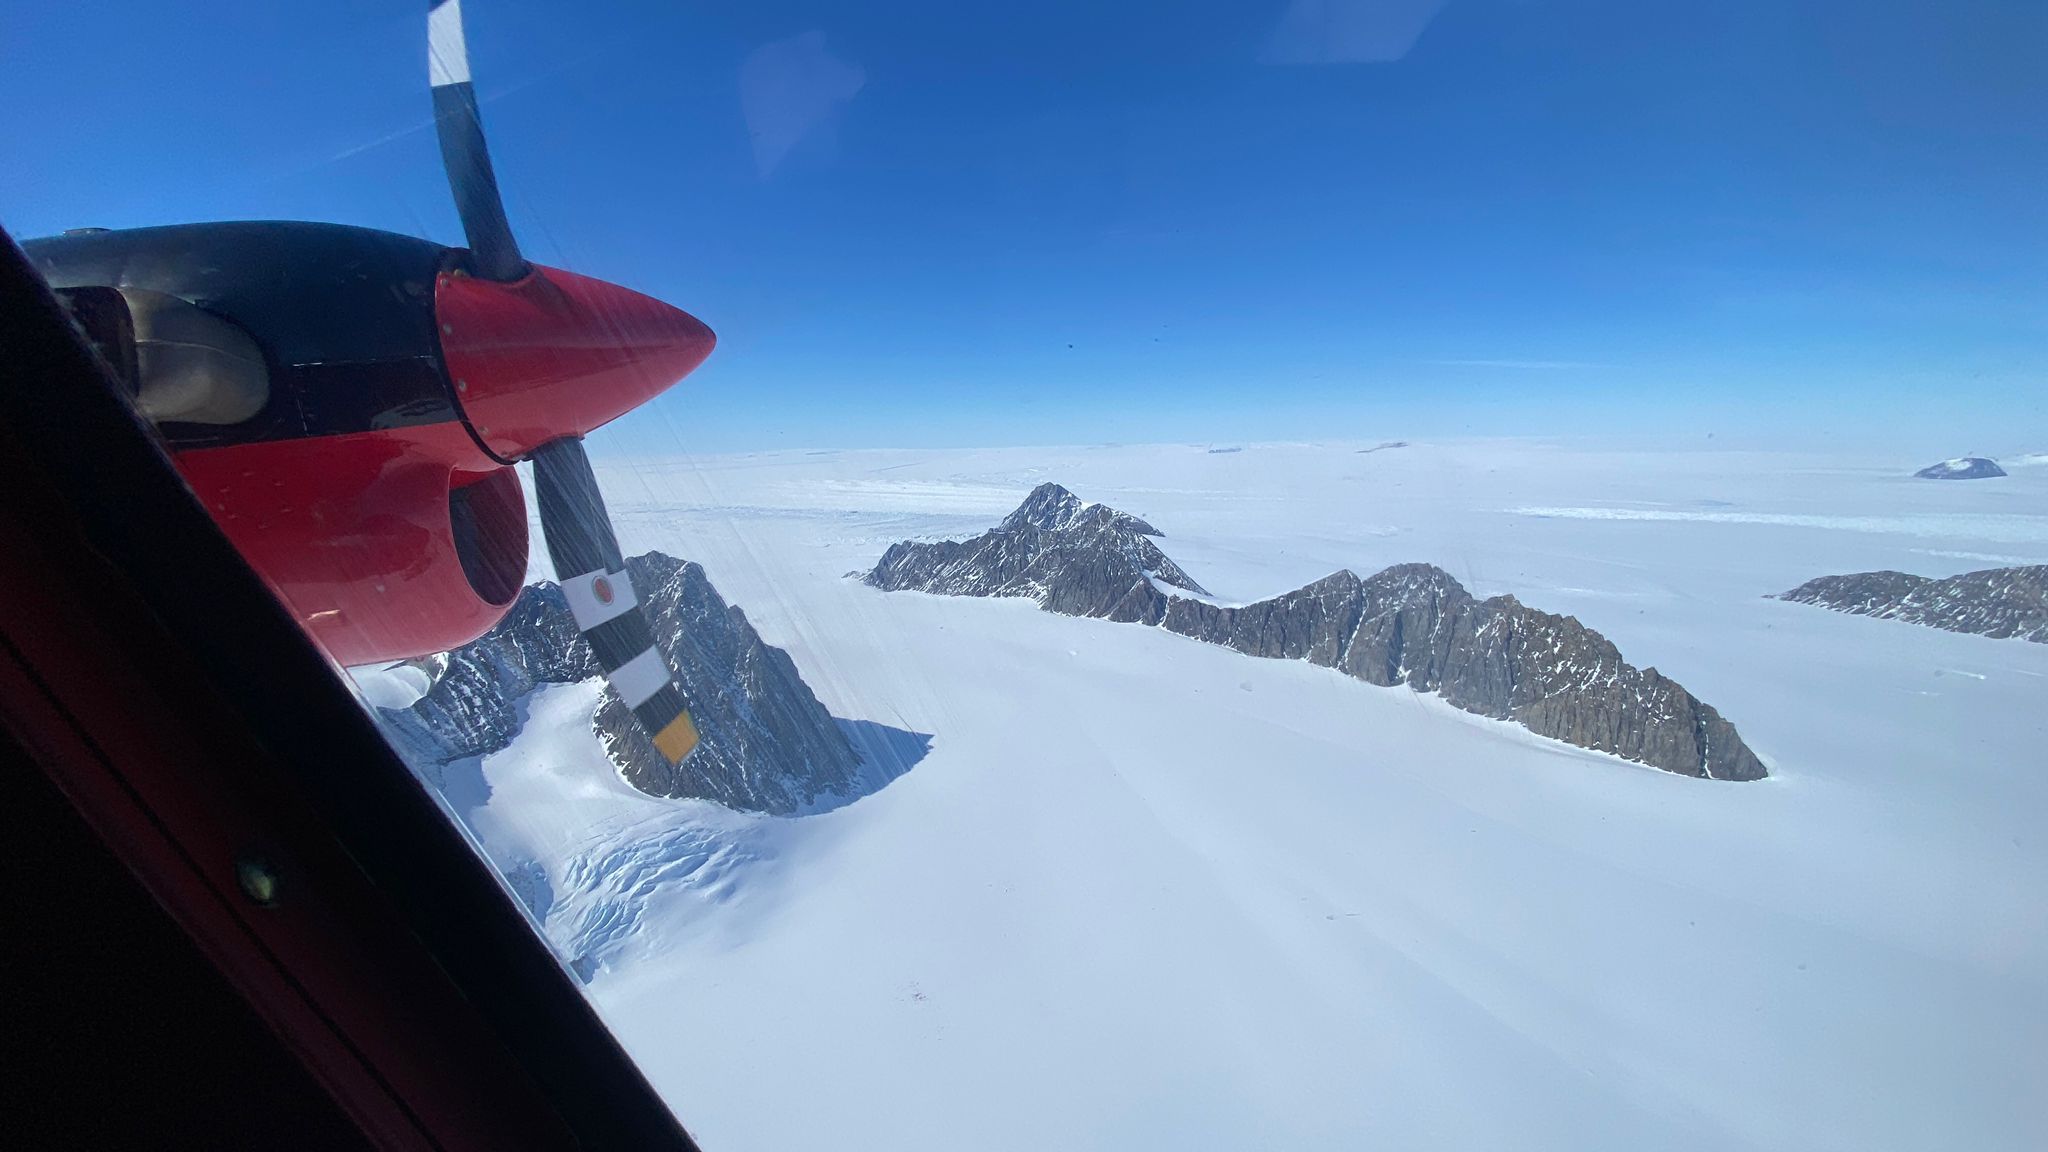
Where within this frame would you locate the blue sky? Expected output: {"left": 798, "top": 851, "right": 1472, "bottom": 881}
{"left": 3, "top": 0, "right": 2042, "bottom": 452}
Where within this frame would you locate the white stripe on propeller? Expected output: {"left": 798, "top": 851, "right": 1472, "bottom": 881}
{"left": 428, "top": 0, "right": 471, "bottom": 88}
{"left": 608, "top": 647, "right": 671, "bottom": 710}
{"left": 561, "top": 568, "right": 639, "bottom": 632}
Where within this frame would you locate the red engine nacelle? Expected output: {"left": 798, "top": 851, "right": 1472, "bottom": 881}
{"left": 27, "top": 224, "right": 714, "bottom": 670}
{"left": 170, "top": 260, "right": 715, "bottom": 668}
{"left": 176, "top": 425, "right": 527, "bottom": 667}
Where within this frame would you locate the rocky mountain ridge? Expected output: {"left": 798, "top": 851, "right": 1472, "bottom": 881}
{"left": 866, "top": 483, "right": 1767, "bottom": 781}
{"left": 1777, "top": 565, "right": 2047, "bottom": 644}
{"left": 867, "top": 483, "right": 1206, "bottom": 625}
{"left": 379, "top": 551, "right": 870, "bottom": 814}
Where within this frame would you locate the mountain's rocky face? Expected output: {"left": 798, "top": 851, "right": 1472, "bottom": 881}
{"left": 867, "top": 482, "right": 1207, "bottom": 626}
{"left": 1914, "top": 457, "right": 2007, "bottom": 480}
{"left": 867, "top": 484, "right": 1768, "bottom": 781}
{"left": 380, "top": 551, "right": 866, "bottom": 814}
{"left": 1777, "top": 565, "right": 2047, "bottom": 644}
{"left": 1164, "top": 566, "right": 1765, "bottom": 780}
{"left": 1001, "top": 481, "right": 1165, "bottom": 537}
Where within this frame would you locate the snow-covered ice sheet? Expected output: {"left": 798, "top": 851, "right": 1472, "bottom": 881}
{"left": 412, "top": 440, "right": 2048, "bottom": 1152}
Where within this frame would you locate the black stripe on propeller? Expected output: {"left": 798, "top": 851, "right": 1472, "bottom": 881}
{"left": 531, "top": 437, "right": 700, "bottom": 765}
{"left": 428, "top": 0, "right": 526, "bottom": 282}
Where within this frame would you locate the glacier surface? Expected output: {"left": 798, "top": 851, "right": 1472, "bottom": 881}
{"left": 371, "top": 439, "right": 2048, "bottom": 1152}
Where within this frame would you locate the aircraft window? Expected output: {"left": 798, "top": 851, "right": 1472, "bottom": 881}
{"left": 9, "top": 1, "right": 2044, "bottom": 1149}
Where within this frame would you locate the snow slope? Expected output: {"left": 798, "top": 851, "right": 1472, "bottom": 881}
{"left": 401, "top": 440, "right": 2048, "bottom": 1151}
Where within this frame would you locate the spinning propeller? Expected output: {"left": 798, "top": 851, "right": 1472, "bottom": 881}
{"left": 429, "top": 0, "right": 704, "bottom": 764}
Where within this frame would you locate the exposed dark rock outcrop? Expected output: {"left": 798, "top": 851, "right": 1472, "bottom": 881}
{"left": 867, "top": 482, "right": 1205, "bottom": 625}
{"left": 866, "top": 484, "right": 1767, "bottom": 781}
{"left": 1164, "top": 565, "right": 1765, "bottom": 780}
{"left": 1000, "top": 480, "right": 1166, "bottom": 537}
{"left": 380, "top": 551, "right": 868, "bottom": 813}
{"left": 1914, "top": 457, "right": 2006, "bottom": 480}
{"left": 1777, "top": 565, "right": 2047, "bottom": 644}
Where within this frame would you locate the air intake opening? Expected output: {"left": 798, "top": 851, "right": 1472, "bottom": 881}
{"left": 449, "top": 466, "right": 527, "bottom": 606}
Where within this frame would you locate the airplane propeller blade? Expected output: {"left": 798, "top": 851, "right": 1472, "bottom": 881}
{"left": 428, "top": 0, "right": 526, "bottom": 281}
{"left": 431, "top": 0, "right": 701, "bottom": 766}
{"left": 530, "top": 437, "right": 700, "bottom": 766}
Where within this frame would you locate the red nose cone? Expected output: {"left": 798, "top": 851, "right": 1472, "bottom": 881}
{"left": 435, "top": 263, "right": 715, "bottom": 460}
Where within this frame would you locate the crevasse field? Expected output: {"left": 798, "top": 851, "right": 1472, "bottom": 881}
{"left": 382, "top": 441, "right": 2047, "bottom": 1151}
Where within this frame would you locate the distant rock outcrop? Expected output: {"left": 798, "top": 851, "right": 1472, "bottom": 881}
{"left": 866, "top": 484, "right": 1767, "bottom": 781}
{"left": 1777, "top": 565, "right": 2047, "bottom": 644}
{"left": 867, "top": 482, "right": 1206, "bottom": 625}
{"left": 380, "top": 551, "right": 869, "bottom": 814}
{"left": 1914, "top": 457, "right": 2006, "bottom": 480}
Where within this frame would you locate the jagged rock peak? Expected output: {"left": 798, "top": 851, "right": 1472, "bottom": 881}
{"left": 379, "top": 551, "right": 867, "bottom": 814}
{"left": 1777, "top": 565, "right": 2046, "bottom": 643}
{"left": 1000, "top": 482, "right": 1164, "bottom": 537}
{"left": 865, "top": 484, "right": 1208, "bottom": 623}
